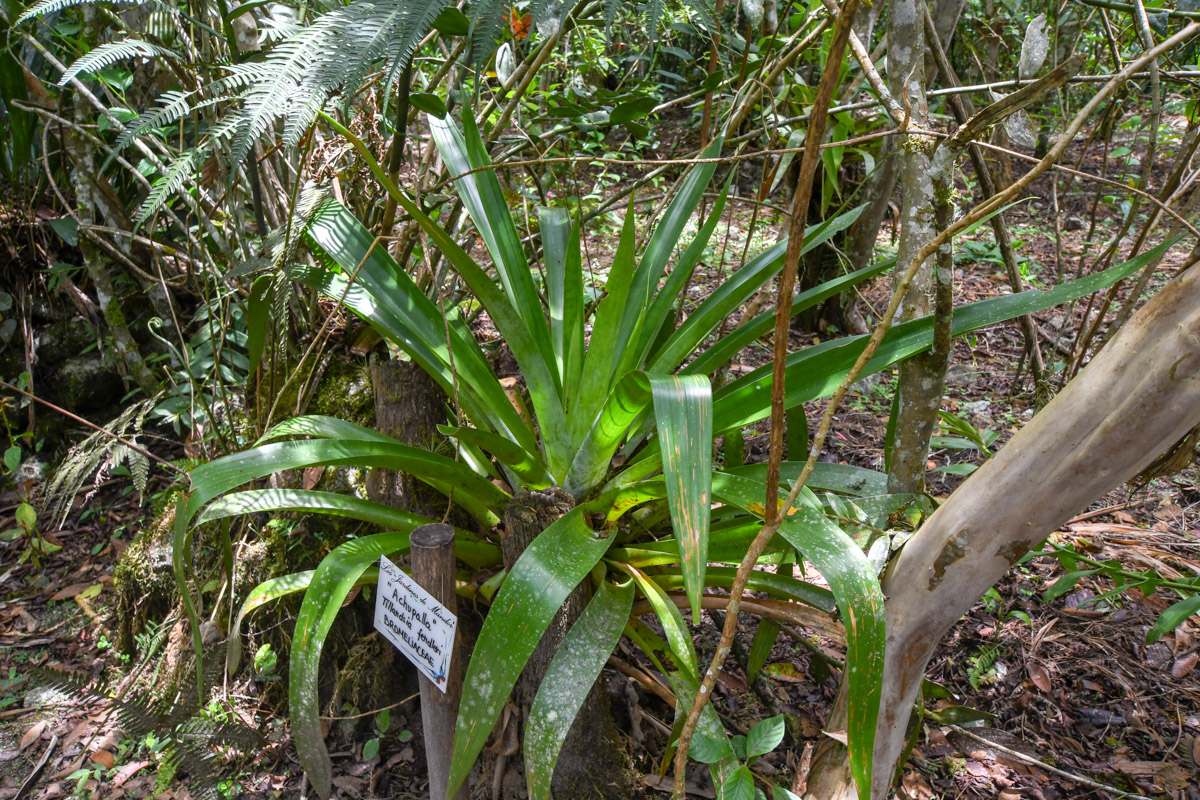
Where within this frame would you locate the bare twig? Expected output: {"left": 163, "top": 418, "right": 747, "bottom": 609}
{"left": 672, "top": 1, "right": 862, "bottom": 794}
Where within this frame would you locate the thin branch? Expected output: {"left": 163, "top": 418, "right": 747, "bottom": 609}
{"left": 945, "top": 725, "right": 1155, "bottom": 800}
{"left": 0, "top": 380, "right": 184, "bottom": 474}
{"left": 673, "top": 0, "right": 863, "bottom": 795}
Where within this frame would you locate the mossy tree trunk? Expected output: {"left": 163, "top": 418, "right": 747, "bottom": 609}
{"left": 366, "top": 353, "right": 448, "bottom": 520}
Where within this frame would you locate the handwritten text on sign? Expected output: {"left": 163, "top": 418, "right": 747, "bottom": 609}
{"left": 374, "top": 556, "right": 457, "bottom": 693}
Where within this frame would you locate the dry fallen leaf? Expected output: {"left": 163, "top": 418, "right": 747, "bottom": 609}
{"left": 89, "top": 749, "right": 115, "bottom": 769}
{"left": 998, "top": 790, "right": 1022, "bottom": 800}
{"left": 20, "top": 720, "right": 47, "bottom": 750}
{"left": 111, "top": 760, "right": 151, "bottom": 787}
{"left": 49, "top": 583, "right": 92, "bottom": 602}
{"left": 1170, "top": 651, "right": 1197, "bottom": 679}
{"left": 1154, "top": 762, "right": 1192, "bottom": 792}
{"left": 898, "top": 770, "right": 935, "bottom": 800}
{"left": 1027, "top": 663, "right": 1051, "bottom": 692}
{"left": 763, "top": 662, "right": 806, "bottom": 682}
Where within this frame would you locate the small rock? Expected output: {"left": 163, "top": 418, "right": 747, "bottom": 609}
{"left": 944, "top": 364, "right": 977, "bottom": 386}
{"left": 23, "top": 686, "right": 71, "bottom": 709}
{"left": 34, "top": 318, "right": 96, "bottom": 365}
{"left": 49, "top": 355, "right": 123, "bottom": 412}
{"left": 853, "top": 372, "right": 883, "bottom": 390}
{"left": 962, "top": 400, "right": 991, "bottom": 415}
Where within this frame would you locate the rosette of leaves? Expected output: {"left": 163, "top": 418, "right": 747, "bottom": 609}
{"left": 174, "top": 113, "right": 1170, "bottom": 799}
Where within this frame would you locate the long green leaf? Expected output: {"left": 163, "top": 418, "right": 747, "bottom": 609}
{"left": 746, "top": 619, "right": 781, "bottom": 684}
{"left": 725, "top": 461, "right": 888, "bottom": 497}
{"left": 439, "top": 425, "right": 553, "bottom": 489}
{"left": 711, "top": 241, "right": 1176, "bottom": 432}
{"left": 301, "top": 201, "right": 535, "bottom": 454}
{"left": 650, "top": 375, "right": 712, "bottom": 619}
{"left": 315, "top": 114, "right": 569, "bottom": 473}
{"left": 256, "top": 414, "right": 400, "bottom": 445}
{"left": 643, "top": 565, "right": 835, "bottom": 613}
{"left": 624, "top": 564, "right": 698, "bottom": 675}
{"left": 650, "top": 204, "right": 866, "bottom": 374}
{"left": 1147, "top": 595, "right": 1200, "bottom": 643}
{"left": 430, "top": 114, "right": 557, "bottom": 388}
{"left": 198, "top": 488, "right": 434, "bottom": 529}
{"left": 615, "top": 135, "right": 723, "bottom": 376}
{"left": 429, "top": 115, "right": 572, "bottom": 474}
{"left": 686, "top": 256, "right": 895, "bottom": 377}
{"left": 635, "top": 173, "right": 734, "bottom": 369}
{"left": 246, "top": 275, "right": 273, "bottom": 375}
{"left": 227, "top": 569, "right": 318, "bottom": 675}
{"left": 448, "top": 508, "right": 615, "bottom": 796}
{"left": 711, "top": 472, "right": 884, "bottom": 797}
{"left": 525, "top": 575, "right": 634, "bottom": 800}
{"left": 291, "top": 532, "right": 412, "bottom": 800}
{"left": 187, "top": 439, "right": 506, "bottom": 526}
{"left": 570, "top": 199, "right": 640, "bottom": 447}
{"left": 540, "top": 206, "right": 584, "bottom": 390}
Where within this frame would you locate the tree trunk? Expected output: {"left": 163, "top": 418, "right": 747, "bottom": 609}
{"left": 494, "top": 489, "right": 635, "bottom": 800}
{"left": 808, "top": 260, "right": 1200, "bottom": 798}
{"left": 886, "top": 0, "right": 952, "bottom": 494}
{"left": 366, "top": 353, "right": 448, "bottom": 520}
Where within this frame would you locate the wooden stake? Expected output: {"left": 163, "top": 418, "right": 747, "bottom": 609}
{"left": 409, "top": 523, "right": 469, "bottom": 800}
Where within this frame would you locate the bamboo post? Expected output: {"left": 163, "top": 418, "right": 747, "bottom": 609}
{"left": 409, "top": 523, "right": 469, "bottom": 800}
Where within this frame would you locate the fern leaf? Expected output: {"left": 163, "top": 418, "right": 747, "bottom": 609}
{"left": 641, "top": 0, "right": 666, "bottom": 40}
{"left": 681, "top": 0, "right": 717, "bottom": 31}
{"left": 117, "top": 89, "right": 195, "bottom": 151}
{"left": 374, "top": 0, "right": 451, "bottom": 106}
{"left": 135, "top": 148, "right": 203, "bottom": 225}
{"left": 129, "top": 450, "right": 149, "bottom": 497}
{"left": 17, "top": 0, "right": 131, "bottom": 24}
{"left": 603, "top": 0, "right": 622, "bottom": 32}
{"left": 59, "top": 39, "right": 179, "bottom": 86}
{"left": 468, "top": 0, "right": 508, "bottom": 69}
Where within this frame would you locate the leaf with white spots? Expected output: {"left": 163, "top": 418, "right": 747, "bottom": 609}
{"left": 525, "top": 574, "right": 633, "bottom": 800}
{"left": 447, "top": 508, "right": 614, "bottom": 797}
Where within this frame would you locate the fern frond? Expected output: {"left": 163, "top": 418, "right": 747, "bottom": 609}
{"left": 225, "top": 0, "right": 448, "bottom": 168}
{"left": 58, "top": 39, "right": 179, "bottom": 86}
{"left": 227, "top": 12, "right": 342, "bottom": 168}
{"left": 135, "top": 148, "right": 203, "bottom": 225}
{"left": 39, "top": 398, "right": 158, "bottom": 529}
{"left": 16, "top": 0, "right": 137, "bottom": 24}
{"left": 373, "top": 0, "right": 451, "bottom": 106}
{"left": 117, "top": 90, "right": 195, "bottom": 150}
{"left": 129, "top": 450, "right": 150, "bottom": 496}
{"left": 468, "top": 0, "right": 507, "bottom": 68}
{"left": 681, "top": 0, "right": 716, "bottom": 31}
{"left": 641, "top": 0, "right": 666, "bottom": 40}
{"left": 603, "top": 0, "right": 622, "bottom": 32}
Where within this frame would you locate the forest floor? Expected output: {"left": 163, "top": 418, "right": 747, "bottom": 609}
{"left": 1, "top": 114, "right": 1199, "bottom": 799}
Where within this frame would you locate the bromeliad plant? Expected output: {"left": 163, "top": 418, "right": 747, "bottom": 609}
{"left": 171, "top": 112, "right": 1172, "bottom": 800}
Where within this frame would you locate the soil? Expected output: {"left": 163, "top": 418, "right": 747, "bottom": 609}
{"left": 1, "top": 109, "right": 1198, "bottom": 800}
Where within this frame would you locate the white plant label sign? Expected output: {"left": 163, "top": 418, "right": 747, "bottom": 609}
{"left": 374, "top": 555, "right": 457, "bottom": 693}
